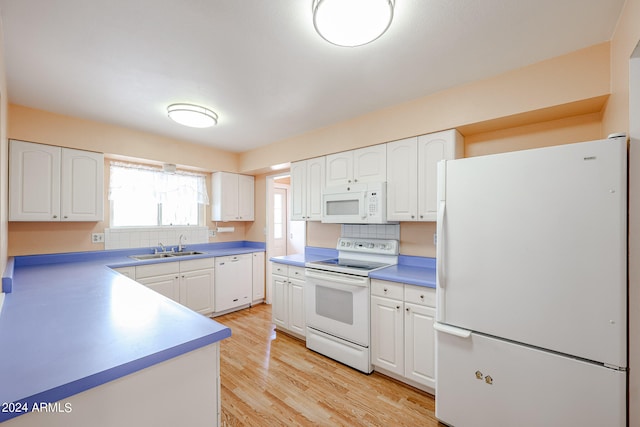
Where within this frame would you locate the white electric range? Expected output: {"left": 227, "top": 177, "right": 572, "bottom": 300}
{"left": 304, "top": 237, "right": 399, "bottom": 373}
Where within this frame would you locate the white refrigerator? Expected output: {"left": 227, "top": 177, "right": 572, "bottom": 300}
{"left": 434, "top": 137, "right": 628, "bottom": 426}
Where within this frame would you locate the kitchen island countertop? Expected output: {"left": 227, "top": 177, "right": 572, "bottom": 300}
{"left": 0, "top": 241, "right": 265, "bottom": 422}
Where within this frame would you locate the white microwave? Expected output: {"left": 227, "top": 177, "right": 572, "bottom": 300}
{"left": 322, "top": 182, "right": 389, "bottom": 224}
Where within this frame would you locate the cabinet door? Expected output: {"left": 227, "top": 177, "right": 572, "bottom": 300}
{"left": 371, "top": 295, "right": 404, "bottom": 375}
{"left": 181, "top": 269, "right": 214, "bottom": 315}
{"left": 306, "top": 157, "right": 325, "bottom": 220}
{"left": 353, "top": 145, "right": 386, "bottom": 183}
{"left": 252, "top": 252, "right": 265, "bottom": 302}
{"left": 325, "top": 151, "right": 353, "bottom": 187}
{"left": 138, "top": 274, "right": 180, "bottom": 302}
{"left": 61, "top": 148, "right": 104, "bottom": 221}
{"left": 290, "top": 160, "right": 307, "bottom": 220}
{"left": 272, "top": 274, "right": 288, "bottom": 329}
{"left": 417, "top": 130, "right": 463, "bottom": 221}
{"left": 405, "top": 303, "right": 436, "bottom": 388}
{"left": 289, "top": 277, "right": 306, "bottom": 337}
{"left": 212, "top": 172, "right": 238, "bottom": 221}
{"left": 9, "top": 140, "right": 61, "bottom": 221}
{"left": 237, "top": 174, "right": 254, "bottom": 221}
{"left": 386, "top": 138, "right": 418, "bottom": 221}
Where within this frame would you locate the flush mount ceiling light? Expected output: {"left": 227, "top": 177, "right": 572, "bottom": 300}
{"left": 312, "top": 0, "right": 395, "bottom": 47}
{"left": 167, "top": 103, "right": 218, "bottom": 128}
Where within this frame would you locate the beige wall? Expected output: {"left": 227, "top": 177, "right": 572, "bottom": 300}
{"left": 239, "top": 42, "right": 610, "bottom": 174}
{"left": 9, "top": 105, "right": 239, "bottom": 172}
{"left": 603, "top": 0, "right": 640, "bottom": 137}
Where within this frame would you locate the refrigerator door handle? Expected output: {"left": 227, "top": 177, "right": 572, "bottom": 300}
{"left": 434, "top": 322, "right": 471, "bottom": 338}
{"left": 436, "top": 200, "right": 446, "bottom": 288}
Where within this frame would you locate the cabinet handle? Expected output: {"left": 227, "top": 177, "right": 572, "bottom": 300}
{"left": 53, "top": 215, "right": 58, "bottom": 218}
{"left": 63, "top": 216, "right": 68, "bottom": 219}
{"left": 411, "top": 215, "right": 415, "bottom": 219}
{"left": 420, "top": 215, "right": 424, "bottom": 219}
{"left": 406, "top": 307, "right": 410, "bottom": 312}
{"left": 396, "top": 305, "right": 401, "bottom": 310}
{"left": 354, "top": 179, "right": 358, "bottom": 182}
{"left": 420, "top": 295, "right": 424, "bottom": 300}
{"left": 348, "top": 179, "right": 352, "bottom": 183}
{"left": 383, "top": 287, "right": 388, "bottom": 293}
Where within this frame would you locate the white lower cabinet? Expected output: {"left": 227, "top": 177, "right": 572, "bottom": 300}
{"left": 214, "top": 254, "right": 252, "bottom": 313}
{"left": 371, "top": 279, "right": 436, "bottom": 392}
{"left": 135, "top": 258, "right": 215, "bottom": 316}
{"left": 271, "top": 263, "right": 305, "bottom": 339}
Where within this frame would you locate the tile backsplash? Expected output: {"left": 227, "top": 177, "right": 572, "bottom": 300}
{"left": 104, "top": 226, "right": 209, "bottom": 250}
{"left": 341, "top": 224, "right": 400, "bottom": 240}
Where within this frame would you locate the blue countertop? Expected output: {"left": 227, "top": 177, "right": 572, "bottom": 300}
{"left": 0, "top": 241, "right": 265, "bottom": 422}
{"left": 271, "top": 248, "right": 436, "bottom": 288}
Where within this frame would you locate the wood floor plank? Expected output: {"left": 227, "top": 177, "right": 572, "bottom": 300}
{"left": 215, "top": 304, "right": 442, "bottom": 427}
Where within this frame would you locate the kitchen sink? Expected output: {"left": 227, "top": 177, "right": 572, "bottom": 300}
{"left": 169, "top": 251, "right": 205, "bottom": 257}
{"left": 129, "top": 253, "right": 175, "bottom": 260}
{"left": 129, "top": 251, "right": 205, "bottom": 261}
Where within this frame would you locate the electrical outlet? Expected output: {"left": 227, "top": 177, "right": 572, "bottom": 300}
{"left": 208, "top": 229, "right": 216, "bottom": 237}
{"left": 92, "top": 233, "right": 105, "bottom": 243}
{"left": 433, "top": 233, "right": 437, "bottom": 246}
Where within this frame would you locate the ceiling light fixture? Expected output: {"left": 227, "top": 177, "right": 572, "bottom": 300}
{"left": 167, "top": 103, "right": 218, "bottom": 128}
{"left": 312, "top": 0, "right": 395, "bottom": 47}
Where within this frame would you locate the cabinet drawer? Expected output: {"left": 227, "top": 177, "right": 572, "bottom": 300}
{"left": 272, "top": 262, "right": 288, "bottom": 276}
{"left": 135, "top": 261, "right": 180, "bottom": 279}
{"left": 371, "top": 279, "right": 403, "bottom": 300}
{"left": 404, "top": 285, "right": 436, "bottom": 307}
{"left": 180, "top": 257, "right": 214, "bottom": 272}
{"left": 288, "top": 266, "right": 306, "bottom": 279}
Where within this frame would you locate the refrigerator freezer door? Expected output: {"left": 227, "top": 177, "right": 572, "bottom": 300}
{"left": 436, "top": 331, "right": 626, "bottom": 427}
{"left": 438, "top": 138, "right": 627, "bottom": 367}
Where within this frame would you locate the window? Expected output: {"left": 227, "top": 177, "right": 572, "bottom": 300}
{"left": 109, "top": 162, "right": 209, "bottom": 227}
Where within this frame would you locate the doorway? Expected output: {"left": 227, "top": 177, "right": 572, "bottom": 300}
{"left": 265, "top": 173, "right": 305, "bottom": 303}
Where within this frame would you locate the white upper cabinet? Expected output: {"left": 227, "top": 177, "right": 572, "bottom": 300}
{"left": 211, "top": 172, "right": 255, "bottom": 221}
{"left": 386, "top": 137, "right": 419, "bottom": 221}
{"left": 9, "top": 140, "right": 104, "bottom": 222}
{"left": 387, "top": 130, "right": 463, "bottom": 221}
{"left": 325, "top": 144, "right": 386, "bottom": 187}
{"left": 291, "top": 156, "right": 325, "bottom": 221}
{"left": 417, "top": 130, "right": 463, "bottom": 221}
{"left": 61, "top": 148, "right": 105, "bottom": 221}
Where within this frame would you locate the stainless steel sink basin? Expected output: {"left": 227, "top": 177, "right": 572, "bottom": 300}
{"left": 129, "top": 251, "right": 205, "bottom": 260}
{"left": 129, "top": 253, "right": 175, "bottom": 260}
{"left": 169, "top": 251, "right": 205, "bottom": 257}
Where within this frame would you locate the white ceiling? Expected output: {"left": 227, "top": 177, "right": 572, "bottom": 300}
{"left": 0, "top": 0, "right": 626, "bottom": 153}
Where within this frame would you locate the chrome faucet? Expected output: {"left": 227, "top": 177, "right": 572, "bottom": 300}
{"left": 156, "top": 242, "right": 166, "bottom": 254}
{"left": 178, "top": 234, "right": 187, "bottom": 252}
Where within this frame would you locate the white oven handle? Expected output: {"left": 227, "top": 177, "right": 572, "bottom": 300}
{"left": 305, "top": 269, "right": 369, "bottom": 288}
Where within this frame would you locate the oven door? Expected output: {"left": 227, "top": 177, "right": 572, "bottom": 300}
{"left": 305, "top": 268, "right": 370, "bottom": 346}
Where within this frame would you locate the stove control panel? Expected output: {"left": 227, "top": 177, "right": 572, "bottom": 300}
{"left": 336, "top": 237, "right": 399, "bottom": 255}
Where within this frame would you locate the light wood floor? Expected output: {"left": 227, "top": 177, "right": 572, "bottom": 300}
{"left": 215, "top": 303, "right": 442, "bottom": 427}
